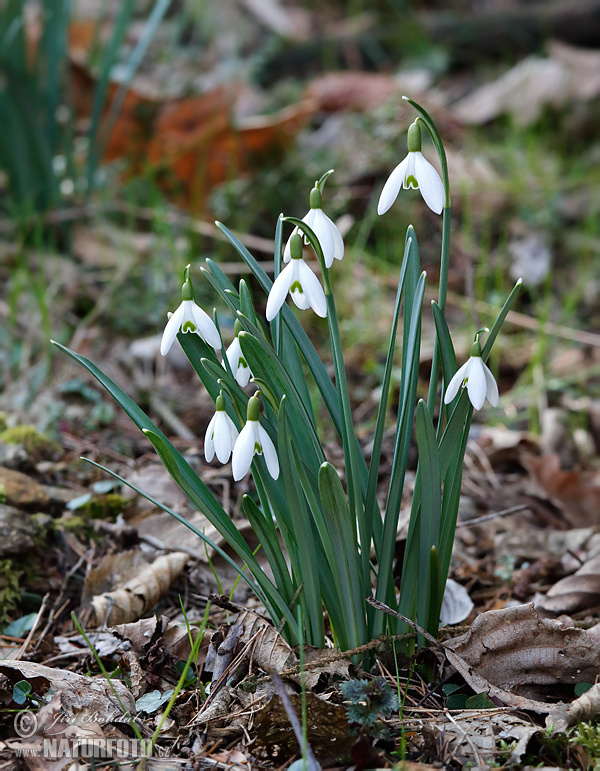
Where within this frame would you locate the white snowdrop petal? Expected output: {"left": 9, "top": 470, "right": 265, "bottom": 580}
{"left": 214, "top": 412, "right": 233, "bottom": 463}
{"left": 443, "top": 360, "right": 470, "bottom": 404}
{"left": 192, "top": 303, "right": 221, "bottom": 350}
{"left": 330, "top": 216, "right": 344, "bottom": 262}
{"left": 160, "top": 303, "right": 185, "bottom": 356}
{"left": 235, "top": 362, "right": 252, "bottom": 387}
{"left": 402, "top": 153, "right": 417, "bottom": 188}
{"left": 414, "top": 153, "right": 445, "bottom": 214}
{"left": 266, "top": 264, "right": 293, "bottom": 321}
{"left": 482, "top": 360, "right": 499, "bottom": 407}
{"left": 232, "top": 423, "right": 256, "bottom": 481}
{"left": 298, "top": 261, "right": 327, "bottom": 317}
{"left": 291, "top": 287, "right": 311, "bottom": 310}
{"left": 225, "top": 337, "right": 240, "bottom": 372}
{"left": 312, "top": 209, "right": 335, "bottom": 268}
{"left": 466, "top": 357, "right": 487, "bottom": 410}
{"left": 259, "top": 426, "right": 279, "bottom": 480}
{"left": 377, "top": 156, "right": 409, "bottom": 215}
{"left": 302, "top": 210, "right": 315, "bottom": 243}
{"left": 204, "top": 413, "right": 217, "bottom": 462}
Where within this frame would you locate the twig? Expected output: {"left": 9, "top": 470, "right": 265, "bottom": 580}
{"left": 15, "top": 593, "right": 50, "bottom": 660}
{"left": 455, "top": 503, "right": 529, "bottom": 528}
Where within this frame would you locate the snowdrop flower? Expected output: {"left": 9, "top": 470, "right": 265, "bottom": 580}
{"left": 266, "top": 234, "right": 327, "bottom": 321}
{"left": 283, "top": 183, "right": 343, "bottom": 268}
{"left": 205, "top": 393, "right": 239, "bottom": 464}
{"left": 232, "top": 395, "right": 279, "bottom": 481}
{"left": 161, "top": 272, "right": 221, "bottom": 356}
{"left": 225, "top": 320, "right": 252, "bottom": 387}
{"left": 444, "top": 331, "right": 499, "bottom": 411}
{"left": 378, "top": 121, "right": 445, "bottom": 216}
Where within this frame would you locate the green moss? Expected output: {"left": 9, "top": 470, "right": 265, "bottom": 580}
{"left": 81, "top": 493, "right": 133, "bottom": 520}
{"left": 0, "top": 560, "right": 23, "bottom": 627}
{"left": 0, "top": 425, "right": 61, "bottom": 460}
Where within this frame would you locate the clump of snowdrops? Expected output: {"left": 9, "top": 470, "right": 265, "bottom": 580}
{"left": 55, "top": 99, "right": 520, "bottom": 651}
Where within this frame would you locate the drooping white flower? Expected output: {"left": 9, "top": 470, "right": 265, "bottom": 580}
{"left": 205, "top": 393, "right": 238, "bottom": 464}
{"left": 225, "top": 320, "right": 252, "bottom": 387}
{"left": 161, "top": 274, "right": 221, "bottom": 356}
{"left": 232, "top": 395, "right": 279, "bottom": 480}
{"left": 444, "top": 333, "right": 499, "bottom": 411}
{"left": 283, "top": 184, "right": 343, "bottom": 269}
{"left": 266, "top": 234, "right": 327, "bottom": 321}
{"left": 377, "top": 121, "right": 445, "bottom": 216}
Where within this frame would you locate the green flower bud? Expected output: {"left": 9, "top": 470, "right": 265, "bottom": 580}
{"left": 215, "top": 393, "right": 226, "bottom": 411}
{"left": 234, "top": 318, "right": 244, "bottom": 336}
{"left": 247, "top": 395, "right": 260, "bottom": 421}
{"left": 407, "top": 121, "right": 422, "bottom": 153}
{"left": 290, "top": 233, "right": 303, "bottom": 260}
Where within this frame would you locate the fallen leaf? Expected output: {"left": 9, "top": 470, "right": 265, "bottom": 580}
{"left": 84, "top": 551, "right": 189, "bottom": 626}
{"left": 235, "top": 609, "right": 297, "bottom": 674}
{"left": 440, "top": 578, "right": 474, "bottom": 626}
{"left": 522, "top": 453, "right": 600, "bottom": 528}
{"left": 0, "top": 467, "right": 49, "bottom": 508}
{"left": 444, "top": 603, "right": 600, "bottom": 702}
{"left": 253, "top": 692, "right": 353, "bottom": 765}
{"left": 535, "top": 554, "right": 600, "bottom": 617}
{"left": 0, "top": 661, "right": 135, "bottom": 722}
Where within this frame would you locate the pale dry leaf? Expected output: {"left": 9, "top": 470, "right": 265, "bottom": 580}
{"left": 236, "top": 609, "right": 297, "bottom": 674}
{"left": 444, "top": 603, "right": 600, "bottom": 702}
{"left": 0, "top": 661, "right": 135, "bottom": 722}
{"left": 453, "top": 41, "right": 600, "bottom": 127}
{"left": 110, "top": 615, "right": 211, "bottom": 662}
{"left": 522, "top": 453, "right": 600, "bottom": 528}
{"left": 89, "top": 551, "right": 189, "bottom": 626}
{"left": 535, "top": 554, "right": 600, "bottom": 617}
{"left": 547, "top": 682, "right": 600, "bottom": 731}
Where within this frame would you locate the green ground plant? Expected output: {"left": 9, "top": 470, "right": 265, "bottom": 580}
{"left": 55, "top": 98, "right": 520, "bottom": 651}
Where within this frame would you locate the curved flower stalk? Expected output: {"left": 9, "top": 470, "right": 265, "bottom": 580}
{"left": 378, "top": 121, "right": 445, "bottom": 215}
{"left": 205, "top": 392, "right": 239, "bottom": 463}
{"left": 161, "top": 269, "right": 221, "bottom": 356}
{"left": 225, "top": 319, "right": 252, "bottom": 387}
{"left": 444, "top": 330, "right": 499, "bottom": 410}
{"left": 232, "top": 395, "right": 279, "bottom": 480}
{"left": 266, "top": 233, "right": 327, "bottom": 320}
{"left": 284, "top": 181, "right": 344, "bottom": 269}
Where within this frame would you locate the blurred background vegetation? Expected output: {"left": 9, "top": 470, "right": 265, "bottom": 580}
{"left": 0, "top": 0, "right": 599, "bottom": 446}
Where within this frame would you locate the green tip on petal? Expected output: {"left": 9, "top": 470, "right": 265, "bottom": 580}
{"left": 290, "top": 233, "right": 303, "bottom": 260}
{"left": 407, "top": 121, "right": 422, "bottom": 153}
{"left": 309, "top": 186, "right": 322, "bottom": 209}
{"left": 215, "top": 393, "right": 225, "bottom": 411}
{"left": 247, "top": 395, "right": 260, "bottom": 421}
{"left": 234, "top": 318, "right": 244, "bottom": 336}
{"left": 181, "top": 279, "right": 194, "bottom": 301}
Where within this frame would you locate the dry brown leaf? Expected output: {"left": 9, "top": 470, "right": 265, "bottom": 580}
{"left": 252, "top": 692, "right": 353, "bottom": 766}
{"left": 235, "top": 609, "right": 296, "bottom": 674}
{"left": 110, "top": 615, "right": 210, "bottom": 662}
{"left": 305, "top": 71, "right": 400, "bottom": 112}
{"left": 444, "top": 603, "right": 600, "bottom": 703}
{"left": 85, "top": 551, "right": 189, "bottom": 626}
{"left": 548, "top": 682, "right": 600, "bottom": 731}
{"left": 522, "top": 453, "right": 600, "bottom": 528}
{"left": 536, "top": 554, "right": 600, "bottom": 617}
{"left": 0, "top": 661, "right": 135, "bottom": 722}
{"left": 453, "top": 41, "right": 600, "bottom": 126}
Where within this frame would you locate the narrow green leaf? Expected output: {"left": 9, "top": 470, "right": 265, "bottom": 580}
{"left": 318, "top": 462, "right": 367, "bottom": 648}
{"left": 431, "top": 300, "right": 457, "bottom": 390}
